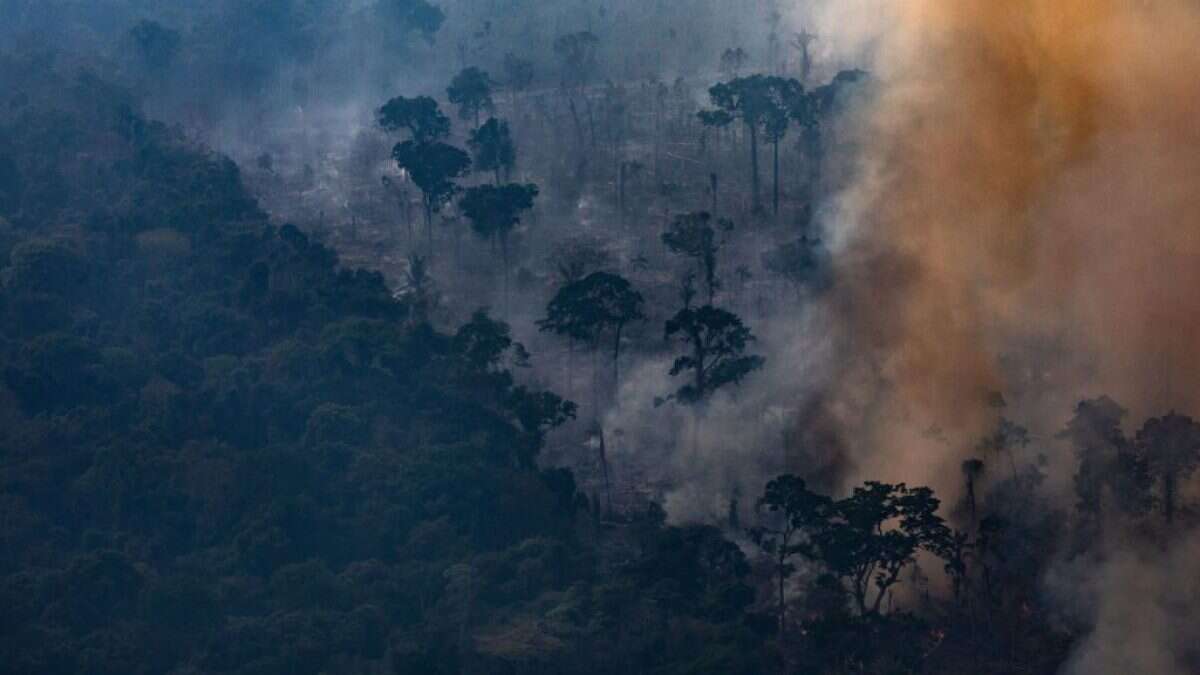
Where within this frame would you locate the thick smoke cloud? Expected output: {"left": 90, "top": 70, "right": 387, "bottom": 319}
{"left": 818, "top": 0, "right": 1200, "bottom": 496}
{"left": 808, "top": 2, "right": 1200, "bottom": 672}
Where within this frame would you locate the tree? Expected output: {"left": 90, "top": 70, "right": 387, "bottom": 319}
{"left": 749, "top": 475, "right": 832, "bottom": 632}
{"left": 961, "top": 458, "right": 985, "bottom": 526}
{"left": 662, "top": 211, "right": 732, "bottom": 304}
{"left": 459, "top": 183, "right": 538, "bottom": 307}
{"left": 468, "top": 118, "right": 515, "bottom": 185}
{"left": 1060, "top": 397, "right": 1152, "bottom": 524}
{"left": 127, "top": 20, "right": 181, "bottom": 75}
{"left": 447, "top": 67, "right": 495, "bottom": 130}
{"left": 719, "top": 47, "right": 748, "bottom": 79}
{"left": 553, "top": 31, "right": 600, "bottom": 149}
{"left": 502, "top": 53, "right": 535, "bottom": 99}
{"left": 976, "top": 417, "right": 1031, "bottom": 478}
{"left": 762, "top": 235, "right": 831, "bottom": 298}
{"left": 538, "top": 271, "right": 646, "bottom": 387}
{"left": 827, "top": 483, "right": 950, "bottom": 616}
{"left": 664, "top": 301, "right": 764, "bottom": 405}
{"left": 553, "top": 31, "right": 599, "bottom": 90}
{"left": 398, "top": 253, "right": 437, "bottom": 325}
{"left": 378, "top": 95, "right": 451, "bottom": 144}
{"left": 392, "top": 140, "right": 471, "bottom": 254}
{"left": 1135, "top": 412, "right": 1200, "bottom": 525}
{"left": 379, "top": 0, "right": 445, "bottom": 42}
{"left": 549, "top": 237, "right": 614, "bottom": 285}
{"left": 753, "top": 478, "right": 952, "bottom": 622}
{"left": 762, "top": 77, "right": 804, "bottom": 215}
{"left": 698, "top": 75, "right": 780, "bottom": 213}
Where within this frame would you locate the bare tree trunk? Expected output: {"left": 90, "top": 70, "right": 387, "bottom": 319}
{"left": 748, "top": 122, "right": 761, "bottom": 213}
{"left": 500, "top": 233, "right": 510, "bottom": 317}
{"left": 772, "top": 139, "right": 780, "bottom": 216}
{"left": 1165, "top": 472, "right": 1176, "bottom": 525}
{"left": 598, "top": 425, "right": 612, "bottom": 517}
{"left": 424, "top": 200, "right": 434, "bottom": 257}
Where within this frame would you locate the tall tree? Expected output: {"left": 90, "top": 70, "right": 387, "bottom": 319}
{"left": 126, "top": 20, "right": 181, "bottom": 76}
{"left": 379, "top": 0, "right": 445, "bottom": 42}
{"left": 538, "top": 271, "right": 646, "bottom": 387}
{"left": 502, "top": 53, "right": 535, "bottom": 101}
{"left": 719, "top": 47, "right": 748, "bottom": 79}
{"left": 378, "top": 95, "right": 451, "bottom": 143}
{"left": 664, "top": 295, "right": 764, "bottom": 405}
{"left": 1135, "top": 412, "right": 1200, "bottom": 525}
{"left": 762, "top": 77, "right": 804, "bottom": 216}
{"left": 662, "top": 211, "right": 732, "bottom": 304}
{"left": 698, "top": 75, "right": 778, "bottom": 214}
{"left": 553, "top": 31, "right": 600, "bottom": 150}
{"left": 1060, "top": 396, "right": 1152, "bottom": 525}
{"left": 392, "top": 140, "right": 471, "bottom": 254}
{"left": 749, "top": 474, "right": 833, "bottom": 632}
{"left": 447, "top": 67, "right": 495, "bottom": 130}
{"left": 459, "top": 183, "right": 538, "bottom": 308}
{"left": 468, "top": 118, "right": 516, "bottom": 185}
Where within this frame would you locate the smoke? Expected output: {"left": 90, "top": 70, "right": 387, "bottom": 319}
{"left": 606, "top": 307, "right": 841, "bottom": 524}
{"left": 802, "top": 1, "right": 1200, "bottom": 672}
{"left": 1045, "top": 528, "right": 1200, "bottom": 675}
{"left": 812, "top": 0, "right": 1200, "bottom": 497}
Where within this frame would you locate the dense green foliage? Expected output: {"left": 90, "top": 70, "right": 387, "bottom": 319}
{"left": 0, "top": 58, "right": 781, "bottom": 675}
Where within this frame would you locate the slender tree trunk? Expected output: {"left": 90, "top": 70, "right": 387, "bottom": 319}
{"left": 778, "top": 552, "right": 786, "bottom": 633}
{"left": 748, "top": 122, "right": 761, "bottom": 212}
{"left": 1164, "top": 472, "right": 1176, "bottom": 525}
{"left": 591, "top": 344, "right": 600, "bottom": 423}
{"left": 772, "top": 138, "right": 780, "bottom": 216}
{"left": 500, "top": 233, "right": 510, "bottom": 317}
{"left": 612, "top": 324, "right": 623, "bottom": 390}
{"left": 424, "top": 200, "right": 434, "bottom": 256}
{"left": 598, "top": 425, "right": 612, "bottom": 517}
{"left": 618, "top": 162, "right": 626, "bottom": 224}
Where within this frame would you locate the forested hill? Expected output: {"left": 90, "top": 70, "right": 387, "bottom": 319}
{"left": 0, "top": 58, "right": 775, "bottom": 673}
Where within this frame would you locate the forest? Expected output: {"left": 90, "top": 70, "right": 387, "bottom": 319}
{"left": 2, "top": 1, "right": 1199, "bottom": 674}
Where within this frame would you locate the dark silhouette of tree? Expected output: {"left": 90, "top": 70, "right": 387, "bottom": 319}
{"left": 1060, "top": 397, "right": 1152, "bottom": 525}
{"left": 763, "top": 235, "right": 831, "bottom": 298}
{"left": 976, "top": 417, "right": 1031, "bottom": 478}
{"left": 818, "top": 482, "right": 950, "bottom": 616}
{"left": 664, "top": 297, "right": 764, "bottom": 405}
{"left": 378, "top": 95, "right": 451, "bottom": 143}
{"left": 550, "top": 237, "right": 614, "bottom": 284}
{"left": 961, "top": 458, "right": 985, "bottom": 527}
{"left": 502, "top": 52, "right": 535, "bottom": 100}
{"left": 761, "top": 77, "right": 803, "bottom": 215}
{"left": 791, "top": 29, "right": 818, "bottom": 83}
{"left": 662, "top": 211, "right": 732, "bottom": 304}
{"left": 399, "top": 253, "right": 437, "bottom": 324}
{"left": 752, "top": 478, "right": 953, "bottom": 623}
{"left": 379, "top": 0, "right": 445, "bottom": 42}
{"left": 392, "top": 140, "right": 471, "bottom": 254}
{"left": 699, "top": 75, "right": 779, "bottom": 214}
{"left": 459, "top": 183, "right": 538, "bottom": 308}
{"left": 553, "top": 31, "right": 600, "bottom": 90}
{"left": 127, "top": 20, "right": 181, "bottom": 75}
{"left": 447, "top": 67, "right": 495, "bottom": 130}
{"left": 553, "top": 31, "right": 600, "bottom": 150}
{"left": 538, "top": 271, "right": 646, "bottom": 387}
{"left": 749, "top": 474, "right": 832, "bottom": 632}
{"left": 719, "top": 47, "right": 748, "bottom": 79}
{"left": 468, "top": 118, "right": 515, "bottom": 184}
{"left": 1135, "top": 412, "right": 1200, "bottom": 525}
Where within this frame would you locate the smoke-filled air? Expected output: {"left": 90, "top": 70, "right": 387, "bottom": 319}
{"left": 1, "top": 0, "right": 1198, "bottom": 673}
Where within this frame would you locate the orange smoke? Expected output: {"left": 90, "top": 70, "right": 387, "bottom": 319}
{"left": 827, "top": 0, "right": 1200, "bottom": 493}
